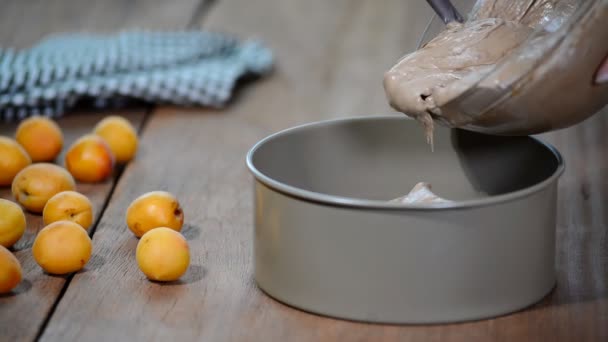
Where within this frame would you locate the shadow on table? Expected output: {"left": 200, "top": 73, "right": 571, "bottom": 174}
{"left": 80, "top": 253, "right": 106, "bottom": 273}
{"left": 151, "top": 264, "right": 206, "bottom": 286}
{"left": 181, "top": 223, "right": 201, "bottom": 241}
{"left": 0, "top": 279, "right": 32, "bottom": 297}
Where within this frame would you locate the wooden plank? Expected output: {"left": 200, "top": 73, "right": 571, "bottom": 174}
{"left": 0, "top": 110, "right": 147, "bottom": 342}
{"left": 0, "top": 0, "right": 204, "bottom": 49}
{"left": 38, "top": 0, "right": 433, "bottom": 340}
{"left": 41, "top": 0, "right": 608, "bottom": 341}
{"left": 0, "top": 0, "right": 204, "bottom": 340}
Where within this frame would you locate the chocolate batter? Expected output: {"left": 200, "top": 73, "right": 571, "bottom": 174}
{"left": 384, "top": 18, "right": 532, "bottom": 145}
{"left": 390, "top": 182, "right": 451, "bottom": 204}
{"left": 384, "top": 0, "right": 608, "bottom": 144}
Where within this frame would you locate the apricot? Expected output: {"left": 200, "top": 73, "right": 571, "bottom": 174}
{"left": 136, "top": 227, "right": 190, "bottom": 281}
{"left": 0, "top": 199, "right": 26, "bottom": 248}
{"left": 0, "top": 245, "right": 22, "bottom": 293}
{"left": 15, "top": 116, "right": 63, "bottom": 162}
{"left": 126, "top": 191, "right": 184, "bottom": 238}
{"left": 0, "top": 136, "right": 32, "bottom": 186}
{"left": 93, "top": 116, "right": 138, "bottom": 164}
{"left": 12, "top": 163, "right": 76, "bottom": 213}
{"left": 32, "top": 221, "right": 91, "bottom": 275}
{"left": 43, "top": 191, "right": 93, "bottom": 230}
{"left": 65, "top": 134, "right": 115, "bottom": 183}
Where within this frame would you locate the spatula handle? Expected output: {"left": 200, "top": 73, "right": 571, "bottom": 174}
{"left": 425, "top": 0, "right": 464, "bottom": 24}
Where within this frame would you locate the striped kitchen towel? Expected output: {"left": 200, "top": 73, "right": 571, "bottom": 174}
{"left": 0, "top": 30, "right": 273, "bottom": 121}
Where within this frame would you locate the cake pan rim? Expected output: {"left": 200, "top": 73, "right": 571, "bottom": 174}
{"left": 246, "top": 115, "right": 564, "bottom": 211}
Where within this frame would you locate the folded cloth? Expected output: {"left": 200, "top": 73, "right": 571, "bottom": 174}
{"left": 0, "top": 30, "right": 274, "bottom": 121}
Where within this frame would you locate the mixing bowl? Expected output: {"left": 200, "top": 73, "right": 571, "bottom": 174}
{"left": 416, "top": 0, "right": 608, "bottom": 135}
{"left": 246, "top": 116, "right": 564, "bottom": 323}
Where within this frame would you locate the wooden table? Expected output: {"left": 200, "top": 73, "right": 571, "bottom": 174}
{"left": 1, "top": 0, "right": 607, "bottom": 341}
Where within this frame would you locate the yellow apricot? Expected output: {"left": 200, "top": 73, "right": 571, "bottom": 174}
{"left": 0, "top": 245, "right": 22, "bottom": 293}
{"left": 65, "top": 134, "right": 115, "bottom": 183}
{"left": 12, "top": 163, "right": 76, "bottom": 213}
{"left": 32, "top": 221, "right": 92, "bottom": 275}
{"left": 93, "top": 116, "right": 138, "bottom": 164}
{"left": 126, "top": 191, "right": 184, "bottom": 238}
{"left": 0, "top": 199, "right": 26, "bottom": 248}
{"left": 136, "top": 228, "right": 190, "bottom": 281}
{"left": 15, "top": 116, "right": 63, "bottom": 162}
{"left": 43, "top": 191, "right": 93, "bottom": 230}
{"left": 0, "top": 136, "right": 32, "bottom": 186}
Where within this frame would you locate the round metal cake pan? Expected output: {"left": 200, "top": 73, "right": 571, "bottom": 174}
{"left": 246, "top": 115, "right": 564, "bottom": 324}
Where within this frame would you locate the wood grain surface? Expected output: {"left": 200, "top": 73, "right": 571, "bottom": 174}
{"left": 0, "top": 0, "right": 202, "bottom": 341}
{"left": 2, "top": 0, "right": 607, "bottom": 340}
{"left": 40, "top": 0, "right": 608, "bottom": 340}
{"left": 0, "top": 0, "right": 204, "bottom": 48}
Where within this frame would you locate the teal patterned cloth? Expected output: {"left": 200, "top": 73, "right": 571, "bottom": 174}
{"left": 0, "top": 31, "right": 274, "bottom": 121}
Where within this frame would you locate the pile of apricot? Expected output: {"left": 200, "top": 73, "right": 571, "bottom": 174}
{"left": 0, "top": 115, "right": 190, "bottom": 294}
